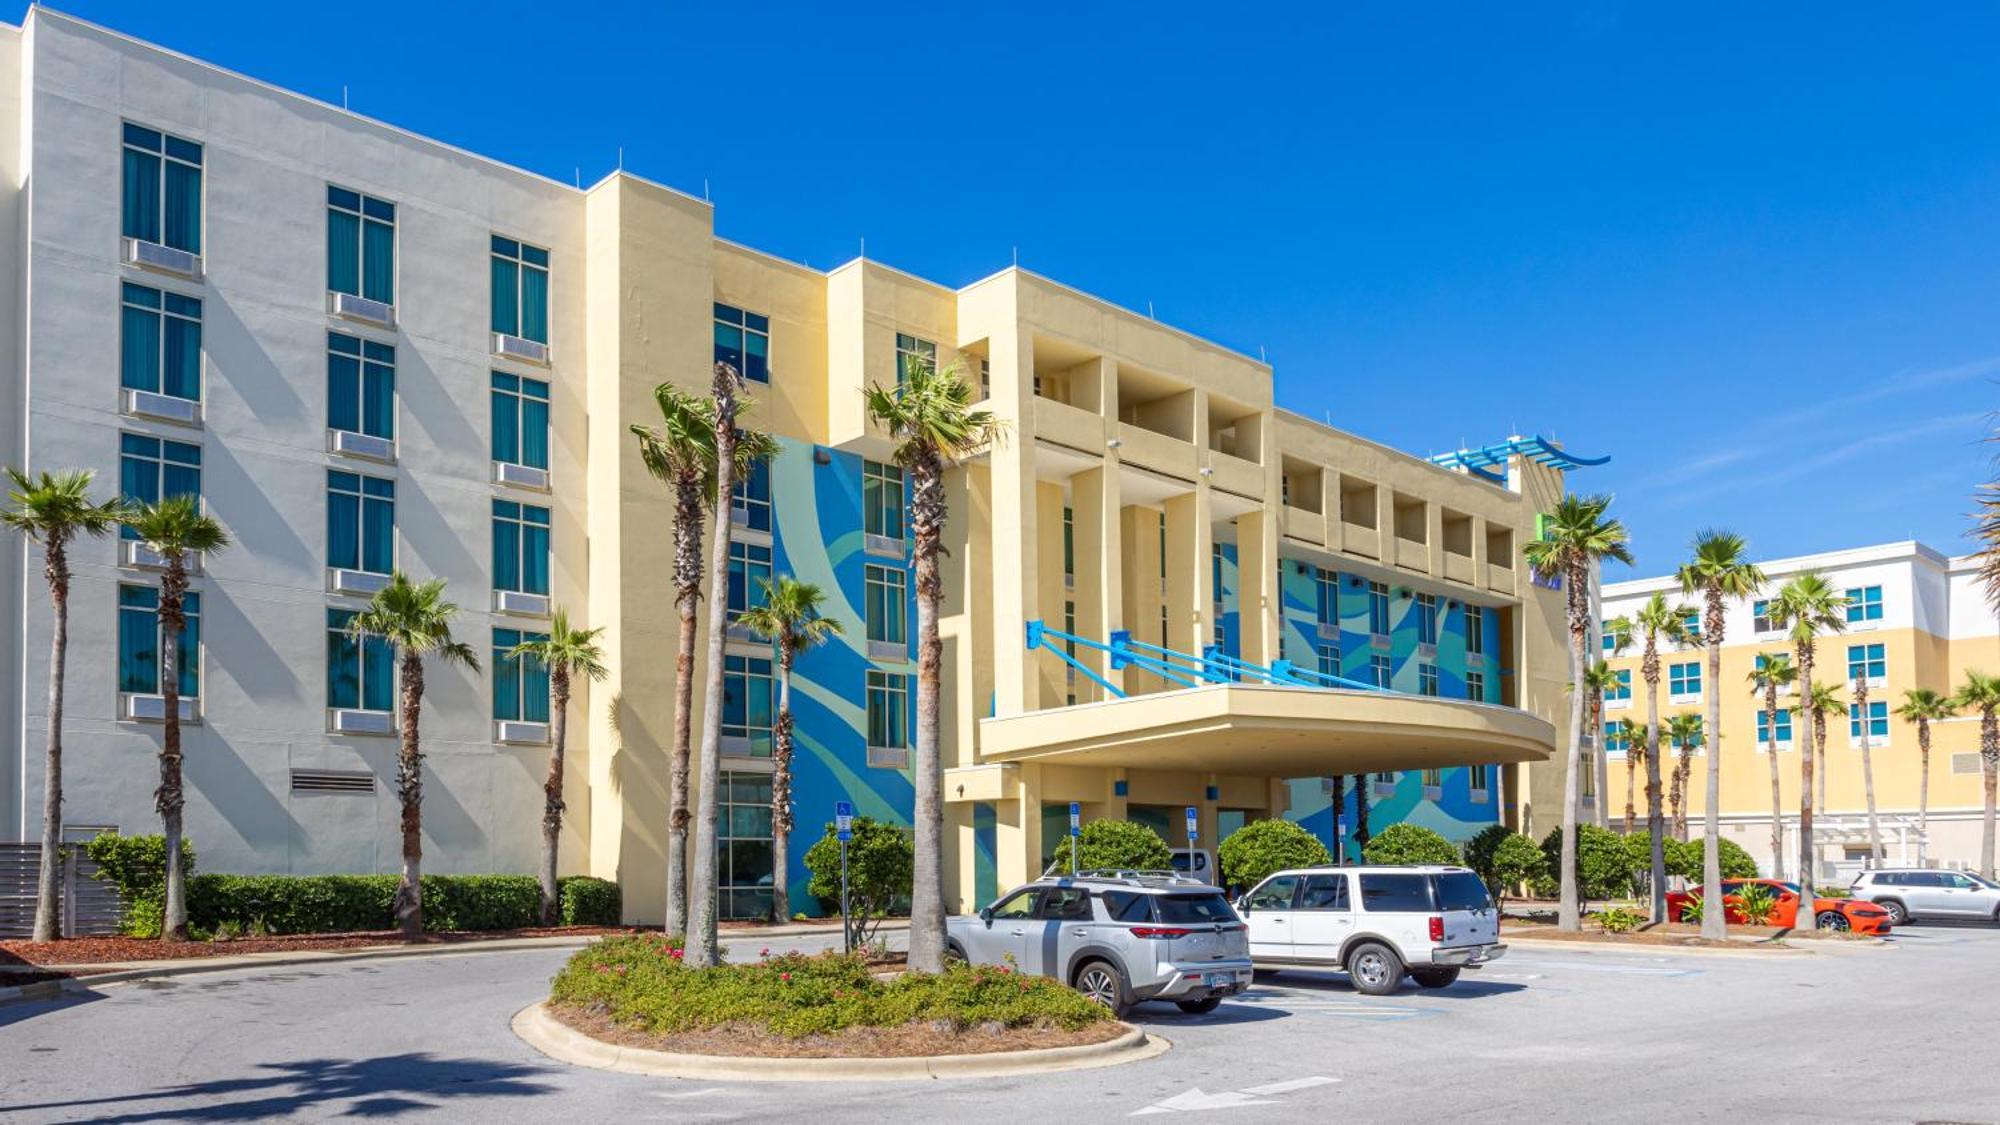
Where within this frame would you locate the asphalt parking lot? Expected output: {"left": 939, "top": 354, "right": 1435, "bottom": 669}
{"left": 4, "top": 922, "right": 1999, "bottom": 1122}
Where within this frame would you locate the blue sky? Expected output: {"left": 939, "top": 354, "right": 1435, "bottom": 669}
{"left": 27, "top": 2, "right": 1996, "bottom": 576}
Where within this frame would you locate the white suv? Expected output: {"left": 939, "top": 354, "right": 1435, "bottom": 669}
{"left": 1236, "top": 865, "right": 1505, "bottom": 995}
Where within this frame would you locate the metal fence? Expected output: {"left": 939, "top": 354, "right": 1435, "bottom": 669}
{"left": 0, "top": 843, "right": 126, "bottom": 938}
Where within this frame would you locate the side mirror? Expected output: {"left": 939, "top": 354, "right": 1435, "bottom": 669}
{"left": 1235, "top": 898, "right": 1251, "bottom": 914}
{"left": 979, "top": 907, "right": 994, "bottom": 924}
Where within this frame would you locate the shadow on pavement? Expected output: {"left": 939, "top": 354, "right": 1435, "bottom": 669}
{"left": 0, "top": 987, "right": 104, "bottom": 1028}
{"left": 1250, "top": 971, "right": 1528, "bottom": 1000}
{"left": 1136, "top": 1000, "right": 1290, "bottom": 1027}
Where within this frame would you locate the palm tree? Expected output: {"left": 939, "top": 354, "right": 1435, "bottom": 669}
{"left": 1804, "top": 682, "right": 1845, "bottom": 829}
{"left": 1666, "top": 712, "right": 1705, "bottom": 841}
{"left": 738, "top": 577, "right": 843, "bottom": 923}
{"left": 1350, "top": 773, "right": 1372, "bottom": 855}
{"left": 1, "top": 469, "right": 126, "bottom": 942}
{"left": 1329, "top": 774, "right": 1348, "bottom": 863}
{"left": 125, "top": 496, "right": 230, "bottom": 941}
{"left": 864, "top": 355, "right": 998, "bottom": 972}
{"left": 1677, "top": 530, "right": 1765, "bottom": 941}
{"left": 1632, "top": 593, "right": 1692, "bottom": 919}
{"left": 1608, "top": 717, "right": 1645, "bottom": 833}
{"left": 1768, "top": 572, "right": 1847, "bottom": 893}
{"left": 509, "top": 609, "right": 607, "bottom": 925}
{"left": 1746, "top": 652, "right": 1796, "bottom": 881}
{"left": 346, "top": 573, "right": 478, "bottom": 939}
{"left": 1954, "top": 671, "right": 2000, "bottom": 879}
{"left": 1896, "top": 689, "right": 1957, "bottom": 861}
{"left": 1583, "top": 660, "right": 1626, "bottom": 830}
{"left": 1523, "top": 494, "right": 1632, "bottom": 933}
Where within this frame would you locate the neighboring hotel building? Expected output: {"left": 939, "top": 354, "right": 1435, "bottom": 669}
{"left": 1601, "top": 542, "right": 1999, "bottom": 878}
{"left": 0, "top": 10, "right": 1584, "bottom": 924}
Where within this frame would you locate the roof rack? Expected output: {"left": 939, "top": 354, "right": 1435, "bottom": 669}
{"left": 1040, "top": 867, "right": 1211, "bottom": 887}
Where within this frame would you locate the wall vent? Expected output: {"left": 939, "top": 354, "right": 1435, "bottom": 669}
{"left": 291, "top": 769, "right": 376, "bottom": 795}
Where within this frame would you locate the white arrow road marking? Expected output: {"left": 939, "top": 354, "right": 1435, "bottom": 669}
{"left": 1132, "top": 1077, "right": 1340, "bottom": 1114}
{"left": 1241, "top": 1076, "right": 1342, "bottom": 1096}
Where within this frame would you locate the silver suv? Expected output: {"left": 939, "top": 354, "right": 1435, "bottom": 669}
{"left": 945, "top": 871, "right": 1253, "bottom": 1017}
{"left": 1849, "top": 869, "right": 2000, "bottom": 925}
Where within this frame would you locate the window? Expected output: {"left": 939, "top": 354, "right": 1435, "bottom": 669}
{"left": 1669, "top": 661, "right": 1701, "bottom": 698}
{"left": 1848, "top": 643, "right": 1886, "bottom": 683}
{"left": 327, "top": 608, "right": 394, "bottom": 712}
{"left": 1245, "top": 875, "right": 1299, "bottom": 911}
{"left": 723, "top": 654, "right": 774, "bottom": 754}
{"left": 1063, "top": 507, "right": 1075, "bottom": 582}
{"left": 121, "top": 283, "right": 202, "bottom": 401}
{"left": 732, "top": 458, "right": 771, "bottom": 532}
{"left": 1606, "top": 725, "right": 1630, "bottom": 753}
{"left": 1316, "top": 642, "right": 1340, "bottom": 680}
{"left": 328, "top": 333, "right": 395, "bottom": 440}
{"left": 1845, "top": 586, "right": 1883, "bottom": 623}
{"left": 118, "top": 434, "right": 201, "bottom": 540}
{"left": 1602, "top": 620, "right": 1628, "bottom": 653}
{"left": 491, "top": 236, "right": 550, "bottom": 344}
{"left": 718, "top": 770, "right": 774, "bottom": 919}
{"left": 1415, "top": 593, "right": 1439, "bottom": 645}
{"left": 327, "top": 185, "right": 395, "bottom": 304}
{"left": 990, "top": 889, "right": 1040, "bottom": 919}
{"left": 1434, "top": 872, "right": 1492, "bottom": 911}
{"left": 867, "top": 669, "right": 908, "bottom": 751}
{"left": 1211, "top": 544, "right": 1226, "bottom": 605}
{"left": 1369, "top": 654, "right": 1392, "bottom": 689}
{"left": 1580, "top": 761, "right": 1597, "bottom": 798}
{"left": 1467, "top": 670, "right": 1486, "bottom": 701}
{"left": 1367, "top": 580, "right": 1390, "bottom": 635}
{"left": 1607, "top": 669, "right": 1632, "bottom": 702}
{"left": 1159, "top": 514, "right": 1167, "bottom": 580}
{"left": 118, "top": 585, "right": 199, "bottom": 698}
{"left": 1421, "top": 767, "right": 1444, "bottom": 789}
{"left": 1037, "top": 887, "right": 1092, "bottom": 920}
{"left": 863, "top": 461, "right": 904, "bottom": 540}
{"left": 1469, "top": 763, "right": 1491, "bottom": 795}
{"left": 1418, "top": 662, "right": 1440, "bottom": 696}
{"left": 714, "top": 304, "right": 770, "bottom": 383}
{"left": 327, "top": 470, "right": 394, "bottom": 573}
{"left": 121, "top": 123, "right": 202, "bottom": 254}
{"left": 865, "top": 564, "right": 907, "bottom": 646}
{"left": 1849, "top": 700, "right": 1889, "bottom": 740}
{"left": 1466, "top": 605, "right": 1485, "bottom": 655}
{"left": 492, "top": 627, "right": 549, "bottom": 722}
{"left": 1297, "top": 874, "right": 1350, "bottom": 911}
{"left": 1757, "top": 708, "right": 1793, "bottom": 745}
{"left": 728, "top": 541, "right": 772, "bottom": 618}
{"left": 1681, "top": 611, "right": 1701, "bottom": 641}
{"left": 490, "top": 372, "right": 550, "bottom": 470}
{"left": 1752, "top": 599, "right": 1774, "bottom": 633}
{"left": 1359, "top": 873, "right": 1433, "bottom": 912}
{"left": 895, "top": 332, "right": 936, "bottom": 387}
{"left": 492, "top": 499, "right": 551, "bottom": 595}
{"left": 1315, "top": 567, "right": 1339, "bottom": 625}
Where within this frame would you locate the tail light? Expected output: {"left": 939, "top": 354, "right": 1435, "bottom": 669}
{"left": 1428, "top": 916, "right": 1445, "bottom": 942}
{"left": 1129, "top": 926, "right": 1193, "bottom": 939}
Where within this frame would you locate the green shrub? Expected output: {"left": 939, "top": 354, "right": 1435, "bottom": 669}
{"left": 550, "top": 936, "right": 1108, "bottom": 1039}
{"left": 186, "top": 873, "right": 620, "bottom": 934}
{"left": 1045, "top": 819, "right": 1173, "bottom": 874}
{"left": 1539, "top": 824, "right": 1639, "bottom": 903}
{"left": 1673, "top": 837, "right": 1759, "bottom": 881}
{"left": 1677, "top": 894, "right": 1704, "bottom": 923}
{"left": 1362, "top": 823, "right": 1459, "bottom": 866}
{"left": 1734, "top": 883, "right": 1777, "bottom": 925}
{"left": 804, "top": 816, "right": 912, "bottom": 942}
{"left": 559, "top": 877, "right": 623, "bottom": 926}
{"left": 1595, "top": 905, "right": 1643, "bottom": 934}
{"left": 1218, "top": 819, "right": 1332, "bottom": 891}
{"left": 84, "top": 834, "right": 197, "bottom": 935}
{"left": 1464, "top": 825, "right": 1545, "bottom": 899}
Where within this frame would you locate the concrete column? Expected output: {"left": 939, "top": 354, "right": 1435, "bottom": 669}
{"left": 1426, "top": 502, "right": 1445, "bottom": 577}
{"left": 994, "top": 763, "right": 1045, "bottom": 889}
{"left": 1198, "top": 773, "right": 1221, "bottom": 853}
{"left": 1236, "top": 509, "right": 1280, "bottom": 665}
{"left": 1072, "top": 462, "right": 1125, "bottom": 697}
{"left": 990, "top": 325, "right": 1041, "bottom": 716}
{"left": 1164, "top": 488, "right": 1214, "bottom": 664}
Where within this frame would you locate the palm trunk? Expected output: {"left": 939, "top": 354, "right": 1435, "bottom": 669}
{"left": 686, "top": 365, "right": 740, "bottom": 968}
{"left": 1642, "top": 644, "right": 1667, "bottom": 923}
{"left": 1671, "top": 747, "right": 1691, "bottom": 841}
{"left": 1796, "top": 648, "right": 1818, "bottom": 899}
{"left": 1700, "top": 595, "right": 1725, "bottom": 941}
{"left": 906, "top": 447, "right": 948, "bottom": 973}
{"left": 1557, "top": 559, "right": 1586, "bottom": 933}
{"left": 1592, "top": 691, "right": 1611, "bottom": 830}
{"left": 1351, "top": 774, "right": 1371, "bottom": 851}
{"left": 1981, "top": 708, "right": 1997, "bottom": 881}
{"left": 666, "top": 475, "right": 703, "bottom": 937}
{"left": 32, "top": 536, "right": 71, "bottom": 943}
{"left": 770, "top": 654, "right": 795, "bottom": 924}
{"left": 1856, "top": 674, "right": 1882, "bottom": 863}
{"left": 1329, "top": 775, "right": 1347, "bottom": 863}
{"left": 394, "top": 653, "right": 427, "bottom": 939}
{"left": 1763, "top": 684, "right": 1784, "bottom": 882}
{"left": 540, "top": 669, "right": 570, "bottom": 927}
{"left": 156, "top": 554, "right": 191, "bottom": 941}
{"left": 1625, "top": 744, "right": 1638, "bottom": 835}
{"left": 1917, "top": 721, "right": 1932, "bottom": 861}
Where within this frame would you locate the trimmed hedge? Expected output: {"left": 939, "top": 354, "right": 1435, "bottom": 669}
{"left": 187, "top": 873, "right": 623, "bottom": 934}
{"left": 1361, "top": 823, "right": 1460, "bottom": 866}
{"left": 1218, "top": 819, "right": 1332, "bottom": 891}
{"left": 560, "top": 877, "right": 622, "bottom": 926}
{"left": 1045, "top": 819, "right": 1174, "bottom": 875}
{"left": 84, "top": 833, "right": 197, "bottom": 936}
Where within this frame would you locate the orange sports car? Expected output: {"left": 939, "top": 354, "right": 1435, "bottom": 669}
{"left": 1666, "top": 879, "right": 1893, "bottom": 934}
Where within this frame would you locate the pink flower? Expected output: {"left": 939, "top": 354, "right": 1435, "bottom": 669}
{"left": 780, "top": 972, "right": 792, "bottom": 982}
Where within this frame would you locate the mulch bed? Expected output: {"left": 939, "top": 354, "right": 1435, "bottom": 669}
{"left": 549, "top": 1001, "right": 1124, "bottom": 1059}
{"left": 0, "top": 925, "right": 647, "bottom": 971}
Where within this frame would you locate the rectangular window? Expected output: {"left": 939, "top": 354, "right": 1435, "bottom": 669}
{"left": 715, "top": 303, "right": 770, "bottom": 383}
{"left": 732, "top": 458, "right": 772, "bottom": 532}
{"left": 1607, "top": 669, "right": 1632, "bottom": 702}
{"left": 1316, "top": 642, "right": 1340, "bottom": 680}
{"left": 327, "top": 470, "right": 395, "bottom": 573}
{"left": 1752, "top": 599, "right": 1774, "bottom": 633}
{"left": 718, "top": 770, "right": 775, "bottom": 919}
{"left": 1367, "top": 580, "right": 1391, "bottom": 635}
{"left": 1467, "top": 670, "right": 1486, "bottom": 701}
{"left": 895, "top": 332, "right": 936, "bottom": 387}
{"left": 1418, "top": 662, "right": 1440, "bottom": 696}
{"left": 491, "top": 236, "right": 550, "bottom": 344}
{"left": 1669, "top": 661, "right": 1701, "bottom": 697}
{"left": 1845, "top": 586, "right": 1883, "bottom": 623}
{"left": 492, "top": 499, "right": 551, "bottom": 595}
{"left": 327, "top": 185, "right": 395, "bottom": 304}
{"left": 722, "top": 654, "right": 774, "bottom": 754}
{"left": 1369, "top": 654, "right": 1392, "bottom": 689}
{"left": 117, "top": 585, "right": 199, "bottom": 698}
{"left": 1757, "top": 708, "right": 1794, "bottom": 744}
{"left": 1602, "top": 620, "right": 1628, "bottom": 653}
{"left": 118, "top": 433, "right": 201, "bottom": 540}
{"left": 1848, "top": 643, "right": 1886, "bottom": 682}
{"left": 1606, "top": 725, "right": 1630, "bottom": 753}
{"left": 1466, "top": 605, "right": 1485, "bottom": 655}
{"left": 1415, "top": 593, "right": 1439, "bottom": 645}
{"left": 1211, "top": 544, "right": 1225, "bottom": 606}
{"left": 1681, "top": 610, "right": 1701, "bottom": 641}
{"left": 867, "top": 669, "right": 909, "bottom": 750}
{"left": 1314, "top": 567, "right": 1339, "bottom": 626}
{"left": 492, "top": 627, "right": 550, "bottom": 722}
{"left": 728, "top": 541, "right": 772, "bottom": 618}
{"left": 1063, "top": 507, "right": 1075, "bottom": 581}
{"left": 1849, "top": 700, "right": 1889, "bottom": 740}
{"left": 120, "top": 282, "right": 202, "bottom": 401}
{"left": 1421, "top": 767, "right": 1444, "bottom": 789}
{"left": 122, "top": 123, "right": 202, "bottom": 254}
{"left": 490, "top": 372, "right": 550, "bottom": 470}
{"left": 1469, "top": 763, "right": 1491, "bottom": 794}
{"left": 326, "top": 608, "right": 395, "bottom": 712}
{"left": 328, "top": 333, "right": 395, "bottom": 440}
{"left": 865, "top": 563, "right": 907, "bottom": 646}
{"left": 863, "top": 460, "right": 905, "bottom": 540}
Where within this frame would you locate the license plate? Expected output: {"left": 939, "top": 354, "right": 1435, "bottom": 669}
{"left": 1204, "top": 972, "right": 1233, "bottom": 988}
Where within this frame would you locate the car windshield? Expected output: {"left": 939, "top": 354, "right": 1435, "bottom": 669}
{"left": 1432, "top": 872, "right": 1492, "bottom": 912}
{"left": 1154, "top": 893, "right": 1236, "bottom": 924}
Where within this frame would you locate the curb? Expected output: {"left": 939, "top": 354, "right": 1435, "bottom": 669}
{"left": 512, "top": 1002, "right": 1170, "bottom": 1082}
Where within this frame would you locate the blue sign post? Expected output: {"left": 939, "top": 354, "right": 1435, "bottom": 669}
{"left": 835, "top": 801, "right": 855, "bottom": 953}
{"left": 1068, "top": 802, "right": 1081, "bottom": 875}
{"left": 1185, "top": 806, "right": 1199, "bottom": 880}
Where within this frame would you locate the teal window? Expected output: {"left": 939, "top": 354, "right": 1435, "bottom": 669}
{"left": 491, "top": 236, "right": 550, "bottom": 344}
{"left": 1467, "top": 670, "right": 1486, "bottom": 701}
{"left": 895, "top": 332, "right": 936, "bottom": 388}
{"left": 728, "top": 541, "right": 772, "bottom": 617}
{"left": 718, "top": 771, "right": 775, "bottom": 919}
{"left": 327, "top": 608, "right": 395, "bottom": 712}
{"left": 1606, "top": 726, "right": 1630, "bottom": 753}
{"left": 867, "top": 669, "right": 908, "bottom": 750}
{"left": 118, "top": 585, "right": 199, "bottom": 698}
{"left": 1316, "top": 642, "right": 1339, "bottom": 679}
{"left": 492, "top": 499, "right": 551, "bottom": 595}
{"left": 731, "top": 458, "right": 771, "bottom": 532}
{"left": 327, "top": 185, "right": 395, "bottom": 304}
{"left": 328, "top": 333, "right": 395, "bottom": 440}
{"left": 1849, "top": 700, "right": 1889, "bottom": 740}
{"left": 1369, "top": 654, "right": 1392, "bottom": 689}
{"left": 490, "top": 372, "right": 550, "bottom": 470}
{"left": 118, "top": 433, "right": 201, "bottom": 541}
{"left": 1607, "top": 669, "right": 1632, "bottom": 702}
{"left": 327, "top": 470, "right": 394, "bottom": 573}
{"left": 1418, "top": 662, "right": 1440, "bottom": 696}
{"left": 863, "top": 460, "right": 904, "bottom": 540}
{"left": 1602, "top": 620, "right": 1628, "bottom": 653}
{"left": 1314, "top": 567, "right": 1339, "bottom": 625}
{"left": 493, "top": 627, "right": 550, "bottom": 723}
{"left": 714, "top": 304, "right": 769, "bottom": 384}
{"left": 1848, "top": 643, "right": 1886, "bottom": 682}
{"left": 1681, "top": 610, "right": 1701, "bottom": 641}
{"left": 1669, "top": 662, "right": 1701, "bottom": 697}
{"left": 122, "top": 123, "right": 202, "bottom": 254}
{"left": 722, "top": 654, "right": 773, "bottom": 754}
{"left": 1757, "top": 708, "right": 1793, "bottom": 744}
{"left": 1467, "top": 606, "right": 1485, "bottom": 655}
{"left": 120, "top": 282, "right": 202, "bottom": 401}
{"left": 1367, "top": 580, "right": 1390, "bottom": 635}
{"left": 1415, "top": 593, "right": 1439, "bottom": 645}
{"left": 1752, "top": 600, "right": 1774, "bottom": 633}
{"left": 865, "top": 563, "right": 907, "bottom": 646}
{"left": 1845, "top": 586, "right": 1883, "bottom": 623}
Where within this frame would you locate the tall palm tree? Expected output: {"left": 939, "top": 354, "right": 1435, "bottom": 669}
{"left": 1803, "top": 682, "right": 1845, "bottom": 829}
{"left": 1328, "top": 774, "right": 1348, "bottom": 862}
{"left": 1632, "top": 593, "right": 1692, "bottom": 919}
{"left": 1350, "top": 773, "right": 1372, "bottom": 855}
{"left": 631, "top": 383, "right": 775, "bottom": 938}
{"left": 1, "top": 469, "right": 126, "bottom": 942}
{"left": 1746, "top": 652, "right": 1795, "bottom": 881}
{"left": 509, "top": 609, "right": 607, "bottom": 925}
{"left": 1769, "top": 572, "right": 1847, "bottom": 894}
{"left": 1608, "top": 717, "right": 1645, "bottom": 833}
{"left": 1523, "top": 494, "right": 1632, "bottom": 933}
{"left": 1896, "top": 689, "right": 1957, "bottom": 861}
{"left": 1677, "top": 530, "right": 1765, "bottom": 940}
{"left": 864, "top": 355, "right": 998, "bottom": 972}
{"left": 1583, "top": 660, "right": 1625, "bottom": 830}
{"left": 1666, "top": 712, "right": 1704, "bottom": 841}
{"left": 125, "top": 496, "right": 230, "bottom": 941}
{"left": 346, "top": 573, "right": 478, "bottom": 939}
{"left": 738, "top": 577, "right": 843, "bottom": 923}
{"left": 1954, "top": 671, "right": 2000, "bottom": 879}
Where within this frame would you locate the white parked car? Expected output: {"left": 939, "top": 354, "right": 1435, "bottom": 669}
{"left": 1235, "top": 864, "right": 1505, "bottom": 995}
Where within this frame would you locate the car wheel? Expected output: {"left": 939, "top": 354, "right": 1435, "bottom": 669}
{"left": 1410, "top": 967, "right": 1461, "bottom": 989}
{"left": 1815, "top": 911, "right": 1850, "bottom": 932}
{"left": 1073, "top": 959, "right": 1131, "bottom": 1018}
{"left": 1174, "top": 996, "right": 1223, "bottom": 1014}
{"left": 1878, "top": 898, "right": 1908, "bottom": 926}
{"left": 944, "top": 942, "right": 968, "bottom": 964}
{"left": 1346, "top": 942, "right": 1405, "bottom": 996}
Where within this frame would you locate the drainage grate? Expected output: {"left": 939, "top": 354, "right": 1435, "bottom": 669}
{"left": 290, "top": 769, "right": 376, "bottom": 794}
